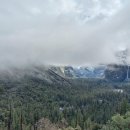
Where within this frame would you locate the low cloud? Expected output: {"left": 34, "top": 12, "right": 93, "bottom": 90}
{"left": 0, "top": 0, "right": 130, "bottom": 67}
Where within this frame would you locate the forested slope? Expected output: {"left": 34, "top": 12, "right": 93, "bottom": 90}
{"left": 0, "top": 67, "right": 129, "bottom": 130}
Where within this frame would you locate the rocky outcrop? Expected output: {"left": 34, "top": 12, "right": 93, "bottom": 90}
{"left": 105, "top": 64, "right": 130, "bottom": 82}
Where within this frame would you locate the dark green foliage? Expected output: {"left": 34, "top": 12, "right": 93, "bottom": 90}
{"left": 100, "top": 111, "right": 130, "bottom": 130}
{"left": 0, "top": 76, "right": 130, "bottom": 130}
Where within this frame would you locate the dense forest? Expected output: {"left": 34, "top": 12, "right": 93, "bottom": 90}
{"left": 0, "top": 71, "right": 130, "bottom": 130}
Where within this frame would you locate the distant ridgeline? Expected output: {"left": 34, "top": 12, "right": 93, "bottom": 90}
{"left": 105, "top": 64, "right": 130, "bottom": 82}
{"left": 51, "top": 64, "right": 130, "bottom": 82}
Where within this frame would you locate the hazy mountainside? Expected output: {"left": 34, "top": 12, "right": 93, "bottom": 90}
{"left": 0, "top": 59, "right": 129, "bottom": 129}
{"left": 0, "top": 66, "right": 130, "bottom": 130}
{"left": 49, "top": 49, "right": 130, "bottom": 82}
{"left": 105, "top": 64, "right": 130, "bottom": 82}
{"left": 51, "top": 64, "right": 130, "bottom": 82}
{"left": 0, "top": 66, "right": 71, "bottom": 87}
{"left": 0, "top": 65, "right": 130, "bottom": 130}
{"left": 0, "top": 64, "right": 129, "bottom": 85}
{"left": 50, "top": 65, "right": 106, "bottom": 78}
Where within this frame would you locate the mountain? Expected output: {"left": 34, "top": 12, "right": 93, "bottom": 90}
{"left": 0, "top": 63, "right": 129, "bottom": 87}
{"left": 49, "top": 49, "right": 130, "bottom": 82}
{"left": 0, "top": 64, "right": 130, "bottom": 130}
{"left": 50, "top": 65, "right": 106, "bottom": 79}
{"left": 50, "top": 64, "right": 130, "bottom": 82}
{"left": 105, "top": 64, "right": 130, "bottom": 82}
{"left": 0, "top": 66, "right": 71, "bottom": 88}
{"left": 104, "top": 48, "right": 130, "bottom": 82}
{"left": 0, "top": 64, "right": 130, "bottom": 129}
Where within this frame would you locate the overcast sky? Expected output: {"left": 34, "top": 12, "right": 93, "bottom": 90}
{"left": 0, "top": 0, "right": 130, "bottom": 67}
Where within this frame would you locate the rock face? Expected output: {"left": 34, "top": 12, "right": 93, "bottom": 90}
{"left": 50, "top": 64, "right": 130, "bottom": 82}
{"left": 0, "top": 64, "right": 129, "bottom": 84}
{"left": 129, "top": 69, "right": 130, "bottom": 79}
{"left": 105, "top": 64, "right": 130, "bottom": 82}
{"left": 0, "top": 66, "right": 71, "bottom": 87}
{"left": 51, "top": 65, "right": 106, "bottom": 78}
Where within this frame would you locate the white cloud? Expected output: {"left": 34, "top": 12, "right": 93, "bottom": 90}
{"left": 0, "top": 0, "right": 129, "bottom": 67}
{"left": 29, "top": 7, "right": 41, "bottom": 15}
